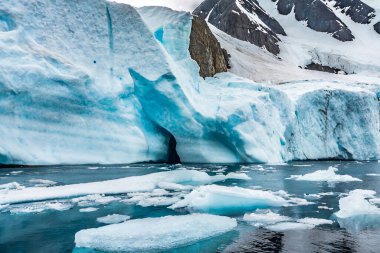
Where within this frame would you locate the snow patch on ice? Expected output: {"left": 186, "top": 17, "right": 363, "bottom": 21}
{"left": 75, "top": 214, "right": 237, "bottom": 252}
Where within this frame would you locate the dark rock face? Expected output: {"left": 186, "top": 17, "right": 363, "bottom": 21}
{"left": 276, "top": 0, "right": 355, "bottom": 41}
{"left": 194, "top": 0, "right": 286, "bottom": 55}
{"left": 330, "top": 0, "right": 375, "bottom": 24}
{"left": 375, "top": 22, "right": 380, "bottom": 35}
{"left": 189, "top": 16, "right": 228, "bottom": 78}
{"left": 305, "top": 63, "right": 347, "bottom": 75}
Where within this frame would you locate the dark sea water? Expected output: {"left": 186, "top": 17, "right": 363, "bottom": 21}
{"left": 0, "top": 161, "right": 379, "bottom": 253}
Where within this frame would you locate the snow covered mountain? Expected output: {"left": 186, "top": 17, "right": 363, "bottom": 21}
{"left": 0, "top": 0, "right": 380, "bottom": 165}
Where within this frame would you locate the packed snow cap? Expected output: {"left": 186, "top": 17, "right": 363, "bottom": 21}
{"left": 0, "top": 0, "right": 380, "bottom": 165}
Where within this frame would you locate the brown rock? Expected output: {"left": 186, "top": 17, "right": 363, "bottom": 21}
{"left": 189, "top": 16, "right": 228, "bottom": 78}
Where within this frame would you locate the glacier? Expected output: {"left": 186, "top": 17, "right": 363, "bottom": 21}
{"left": 0, "top": 0, "right": 380, "bottom": 165}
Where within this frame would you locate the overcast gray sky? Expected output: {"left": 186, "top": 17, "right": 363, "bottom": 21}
{"left": 116, "top": 0, "right": 204, "bottom": 11}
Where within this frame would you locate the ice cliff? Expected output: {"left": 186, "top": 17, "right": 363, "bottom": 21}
{"left": 1, "top": 0, "right": 380, "bottom": 165}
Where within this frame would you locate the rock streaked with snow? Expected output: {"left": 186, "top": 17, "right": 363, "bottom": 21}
{"left": 75, "top": 214, "right": 237, "bottom": 252}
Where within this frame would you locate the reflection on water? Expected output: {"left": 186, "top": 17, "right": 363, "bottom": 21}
{"left": 0, "top": 161, "right": 379, "bottom": 253}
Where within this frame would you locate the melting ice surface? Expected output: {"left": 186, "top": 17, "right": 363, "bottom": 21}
{"left": 1, "top": 161, "right": 380, "bottom": 252}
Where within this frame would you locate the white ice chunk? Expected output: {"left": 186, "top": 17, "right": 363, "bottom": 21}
{"left": 288, "top": 167, "right": 362, "bottom": 182}
{"left": 0, "top": 182, "right": 23, "bottom": 191}
{"left": 297, "top": 218, "right": 333, "bottom": 226}
{"left": 9, "top": 201, "right": 73, "bottom": 214}
{"left": 96, "top": 214, "right": 131, "bottom": 224}
{"left": 0, "top": 170, "right": 249, "bottom": 205}
{"left": 334, "top": 189, "right": 380, "bottom": 231}
{"left": 75, "top": 214, "right": 237, "bottom": 252}
{"left": 243, "top": 210, "right": 291, "bottom": 226}
{"left": 79, "top": 207, "right": 98, "bottom": 213}
{"left": 29, "top": 179, "right": 57, "bottom": 187}
{"left": 266, "top": 222, "right": 315, "bottom": 231}
{"left": 170, "top": 185, "right": 299, "bottom": 214}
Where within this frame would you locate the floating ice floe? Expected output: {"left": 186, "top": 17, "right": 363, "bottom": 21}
{"left": 75, "top": 214, "right": 237, "bottom": 252}
{"left": 288, "top": 167, "right": 362, "bottom": 183}
{"left": 243, "top": 210, "right": 291, "bottom": 226}
{"left": 0, "top": 170, "right": 250, "bottom": 205}
{"left": 72, "top": 195, "right": 121, "bottom": 207}
{"left": 243, "top": 210, "right": 332, "bottom": 231}
{"left": 169, "top": 185, "right": 310, "bottom": 214}
{"left": 334, "top": 189, "right": 380, "bottom": 231}
{"left": 0, "top": 182, "right": 24, "bottom": 191}
{"left": 29, "top": 179, "right": 57, "bottom": 187}
{"left": 266, "top": 222, "right": 315, "bottom": 231}
{"left": 79, "top": 207, "right": 98, "bottom": 213}
{"left": 9, "top": 201, "right": 73, "bottom": 214}
{"left": 10, "top": 171, "right": 23, "bottom": 175}
{"left": 304, "top": 192, "right": 335, "bottom": 200}
{"left": 125, "top": 189, "right": 184, "bottom": 207}
{"left": 96, "top": 214, "right": 131, "bottom": 224}
{"left": 366, "top": 174, "right": 380, "bottom": 177}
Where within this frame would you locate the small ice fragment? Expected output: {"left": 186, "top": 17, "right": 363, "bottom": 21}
{"left": 29, "top": 179, "right": 57, "bottom": 187}
{"left": 96, "top": 214, "right": 131, "bottom": 224}
{"left": 75, "top": 214, "right": 237, "bottom": 252}
{"left": 366, "top": 174, "right": 380, "bottom": 177}
{"left": 266, "top": 222, "right": 314, "bottom": 231}
{"left": 10, "top": 171, "right": 23, "bottom": 175}
{"left": 297, "top": 218, "right": 333, "bottom": 226}
{"left": 288, "top": 167, "right": 361, "bottom": 182}
{"left": 0, "top": 182, "right": 23, "bottom": 191}
{"left": 243, "top": 210, "right": 291, "bottom": 226}
{"left": 79, "top": 207, "right": 98, "bottom": 213}
{"left": 318, "top": 206, "right": 333, "bottom": 210}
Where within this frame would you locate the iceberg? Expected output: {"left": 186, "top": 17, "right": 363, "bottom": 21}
{"left": 0, "top": 0, "right": 380, "bottom": 165}
{"left": 75, "top": 214, "right": 237, "bottom": 252}
{"left": 169, "top": 185, "right": 308, "bottom": 214}
{"left": 288, "top": 167, "right": 362, "bottom": 182}
{"left": 334, "top": 189, "right": 380, "bottom": 231}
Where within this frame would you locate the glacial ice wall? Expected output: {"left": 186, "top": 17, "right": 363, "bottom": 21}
{"left": 0, "top": 0, "right": 380, "bottom": 165}
{"left": 0, "top": 0, "right": 171, "bottom": 164}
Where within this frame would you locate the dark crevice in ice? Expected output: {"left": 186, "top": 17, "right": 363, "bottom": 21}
{"left": 167, "top": 133, "right": 181, "bottom": 164}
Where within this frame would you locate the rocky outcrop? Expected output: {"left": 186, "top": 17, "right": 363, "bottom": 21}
{"left": 375, "top": 22, "right": 380, "bottom": 35}
{"left": 329, "top": 0, "right": 375, "bottom": 24}
{"left": 194, "top": 0, "right": 286, "bottom": 55}
{"left": 189, "top": 16, "right": 228, "bottom": 78}
{"left": 305, "top": 63, "right": 347, "bottom": 75}
{"left": 276, "top": 0, "right": 355, "bottom": 42}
